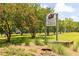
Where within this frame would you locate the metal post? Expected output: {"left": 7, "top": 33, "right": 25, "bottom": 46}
{"left": 56, "top": 13, "right": 58, "bottom": 41}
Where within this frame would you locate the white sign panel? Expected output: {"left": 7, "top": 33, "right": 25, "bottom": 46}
{"left": 46, "top": 13, "right": 56, "bottom": 26}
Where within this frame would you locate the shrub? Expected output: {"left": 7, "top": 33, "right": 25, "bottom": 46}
{"left": 11, "top": 37, "right": 24, "bottom": 45}
{"left": 51, "top": 44, "right": 67, "bottom": 55}
{"left": 11, "top": 37, "right": 31, "bottom": 46}
{"left": 73, "top": 42, "right": 79, "bottom": 51}
{"left": 57, "top": 44, "right": 66, "bottom": 55}
{"left": 25, "top": 39, "right": 31, "bottom": 46}
{"left": 35, "top": 39, "right": 44, "bottom": 46}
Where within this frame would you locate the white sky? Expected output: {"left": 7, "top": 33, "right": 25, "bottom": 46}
{"left": 54, "top": 3, "right": 75, "bottom": 13}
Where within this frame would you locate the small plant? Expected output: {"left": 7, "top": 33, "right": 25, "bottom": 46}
{"left": 25, "top": 39, "right": 31, "bottom": 46}
{"left": 73, "top": 42, "right": 79, "bottom": 51}
{"left": 11, "top": 37, "right": 24, "bottom": 45}
{"left": 35, "top": 39, "right": 44, "bottom": 46}
{"left": 57, "top": 44, "right": 66, "bottom": 55}
{"left": 44, "top": 39, "right": 48, "bottom": 45}
{"left": 44, "top": 37, "right": 49, "bottom": 45}
{"left": 2, "top": 46, "right": 24, "bottom": 56}
{"left": 51, "top": 44, "right": 67, "bottom": 55}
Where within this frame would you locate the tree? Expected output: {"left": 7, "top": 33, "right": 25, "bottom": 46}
{"left": 0, "top": 4, "right": 15, "bottom": 42}
{"left": 37, "top": 7, "right": 53, "bottom": 36}
{"left": 64, "top": 18, "right": 73, "bottom": 32}
{"left": 59, "top": 20, "right": 65, "bottom": 33}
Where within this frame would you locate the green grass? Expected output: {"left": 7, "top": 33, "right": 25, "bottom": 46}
{"left": 0, "top": 32, "right": 79, "bottom": 45}
{"left": 51, "top": 44, "right": 67, "bottom": 55}
{"left": 0, "top": 32, "right": 79, "bottom": 56}
{"left": 44, "top": 32, "right": 79, "bottom": 43}
{"left": 58, "top": 32, "right": 79, "bottom": 42}
{"left": 0, "top": 32, "right": 79, "bottom": 46}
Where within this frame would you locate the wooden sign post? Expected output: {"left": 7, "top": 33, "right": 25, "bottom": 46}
{"left": 56, "top": 13, "right": 58, "bottom": 41}
{"left": 45, "top": 13, "right": 58, "bottom": 42}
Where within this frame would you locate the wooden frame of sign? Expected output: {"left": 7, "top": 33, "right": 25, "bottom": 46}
{"left": 46, "top": 13, "right": 57, "bottom": 26}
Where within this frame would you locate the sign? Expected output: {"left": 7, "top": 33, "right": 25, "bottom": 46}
{"left": 45, "top": 13, "right": 58, "bottom": 41}
{"left": 46, "top": 13, "right": 56, "bottom": 26}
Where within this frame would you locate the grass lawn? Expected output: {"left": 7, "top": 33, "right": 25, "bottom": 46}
{"left": 44, "top": 32, "right": 79, "bottom": 43}
{"left": 0, "top": 32, "right": 79, "bottom": 42}
{"left": 58, "top": 32, "right": 79, "bottom": 42}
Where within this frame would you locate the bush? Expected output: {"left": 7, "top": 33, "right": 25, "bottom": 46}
{"left": 51, "top": 44, "right": 67, "bottom": 55}
{"left": 34, "top": 39, "right": 44, "bottom": 46}
{"left": 25, "top": 39, "right": 31, "bottom": 46}
{"left": 11, "top": 37, "right": 31, "bottom": 46}
{"left": 73, "top": 42, "right": 79, "bottom": 51}
{"left": 57, "top": 44, "right": 66, "bottom": 55}
{"left": 11, "top": 37, "right": 24, "bottom": 45}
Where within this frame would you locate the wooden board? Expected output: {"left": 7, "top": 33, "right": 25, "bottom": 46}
{"left": 48, "top": 41, "right": 74, "bottom": 47}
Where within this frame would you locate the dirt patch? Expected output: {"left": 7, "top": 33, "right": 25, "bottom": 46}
{"left": 0, "top": 44, "right": 58, "bottom": 56}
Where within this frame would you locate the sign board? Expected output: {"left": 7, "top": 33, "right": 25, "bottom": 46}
{"left": 46, "top": 13, "right": 56, "bottom": 26}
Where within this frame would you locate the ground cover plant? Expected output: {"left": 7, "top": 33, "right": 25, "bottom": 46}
{"left": 0, "top": 32, "right": 79, "bottom": 56}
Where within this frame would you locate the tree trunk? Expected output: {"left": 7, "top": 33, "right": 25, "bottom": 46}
{"left": 32, "top": 32, "right": 35, "bottom": 38}
{"left": 29, "top": 27, "right": 36, "bottom": 39}
{"left": 21, "top": 32, "right": 23, "bottom": 36}
{"left": 5, "top": 20, "right": 11, "bottom": 42}
{"left": 6, "top": 33, "right": 11, "bottom": 42}
{"left": 47, "top": 27, "right": 49, "bottom": 36}
{"left": 20, "top": 27, "right": 23, "bottom": 36}
{"left": 54, "top": 31, "right": 55, "bottom": 35}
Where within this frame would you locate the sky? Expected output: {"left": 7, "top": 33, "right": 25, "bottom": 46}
{"left": 40, "top": 3, "right": 79, "bottom": 22}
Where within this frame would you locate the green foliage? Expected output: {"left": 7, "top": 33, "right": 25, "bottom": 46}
{"left": 35, "top": 39, "right": 44, "bottom": 46}
{"left": 73, "top": 41, "right": 79, "bottom": 51}
{"left": 11, "top": 37, "right": 31, "bottom": 46}
{"left": 50, "top": 44, "right": 67, "bottom": 55}
{"left": 25, "top": 39, "right": 31, "bottom": 46}
{"left": 0, "top": 3, "right": 79, "bottom": 56}
{"left": 0, "top": 3, "right": 79, "bottom": 41}
{"left": 11, "top": 37, "right": 25, "bottom": 45}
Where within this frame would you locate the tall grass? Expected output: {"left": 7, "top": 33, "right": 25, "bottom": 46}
{"left": 1, "top": 46, "right": 35, "bottom": 56}
{"left": 48, "top": 44, "right": 67, "bottom": 55}
{"left": 34, "top": 39, "right": 44, "bottom": 46}
{"left": 73, "top": 41, "right": 79, "bottom": 51}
